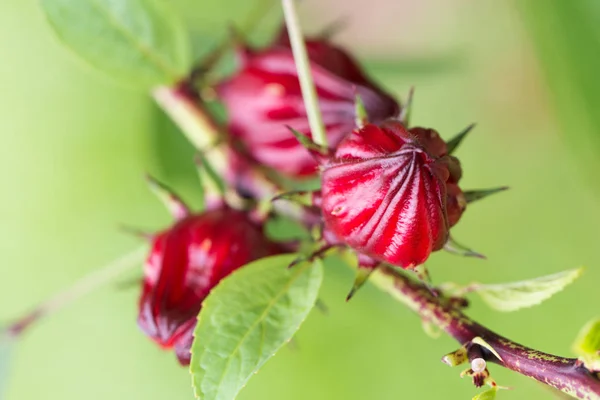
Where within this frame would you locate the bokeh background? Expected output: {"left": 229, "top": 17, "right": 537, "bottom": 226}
{"left": 1, "top": 0, "right": 599, "bottom": 399}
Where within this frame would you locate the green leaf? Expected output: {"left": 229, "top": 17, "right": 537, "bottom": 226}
{"left": 39, "top": 0, "right": 190, "bottom": 88}
{"left": 473, "top": 387, "right": 497, "bottom": 400}
{"left": 572, "top": 318, "right": 600, "bottom": 372}
{"left": 190, "top": 255, "right": 323, "bottom": 400}
{"left": 472, "top": 268, "right": 583, "bottom": 312}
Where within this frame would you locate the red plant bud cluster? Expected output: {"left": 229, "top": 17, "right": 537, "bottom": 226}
{"left": 135, "top": 24, "right": 502, "bottom": 363}
{"left": 217, "top": 30, "right": 399, "bottom": 178}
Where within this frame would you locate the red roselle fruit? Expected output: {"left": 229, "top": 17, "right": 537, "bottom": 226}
{"left": 216, "top": 29, "right": 400, "bottom": 178}
{"left": 320, "top": 120, "right": 463, "bottom": 270}
{"left": 137, "top": 178, "right": 282, "bottom": 365}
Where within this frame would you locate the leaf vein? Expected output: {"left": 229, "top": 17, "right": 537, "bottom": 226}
{"left": 88, "top": 0, "right": 179, "bottom": 79}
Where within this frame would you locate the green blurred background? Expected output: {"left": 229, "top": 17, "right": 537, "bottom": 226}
{"left": 1, "top": 0, "right": 599, "bottom": 399}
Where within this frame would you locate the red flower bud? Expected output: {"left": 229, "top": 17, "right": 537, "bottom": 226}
{"left": 217, "top": 32, "right": 399, "bottom": 178}
{"left": 320, "top": 120, "right": 462, "bottom": 269}
{"left": 137, "top": 207, "right": 282, "bottom": 365}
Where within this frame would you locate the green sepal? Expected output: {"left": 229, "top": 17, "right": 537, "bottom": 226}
{"left": 346, "top": 266, "right": 377, "bottom": 301}
{"left": 444, "top": 236, "right": 486, "bottom": 259}
{"left": 464, "top": 187, "right": 509, "bottom": 204}
{"left": 287, "top": 126, "right": 329, "bottom": 156}
{"left": 447, "top": 123, "right": 476, "bottom": 154}
{"left": 145, "top": 174, "right": 190, "bottom": 220}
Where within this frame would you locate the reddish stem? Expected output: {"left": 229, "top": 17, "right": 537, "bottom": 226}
{"left": 375, "top": 265, "right": 600, "bottom": 399}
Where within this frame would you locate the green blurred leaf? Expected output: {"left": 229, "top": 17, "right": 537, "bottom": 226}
{"left": 39, "top": 0, "right": 190, "bottom": 88}
{"left": 0, "top": 337, "right": 14, "bottom": 400}
{"left": 190, "top": 255, "right": 323, "bottom": 400}
{"left": 472, "top": 268, "right": 583, "bottom": 312}
{"left": 518, "top": 1, "right": 600, "bottom": 180}
{"left": 572, "top": 317, "right": 600, "bottom": 372}
{"left": 472, "top": 387, "right": 497, "bottom": 400}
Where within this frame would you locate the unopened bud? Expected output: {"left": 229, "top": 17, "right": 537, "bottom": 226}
{"left": 471, "top": 358, "right": 487, "bottom": 373}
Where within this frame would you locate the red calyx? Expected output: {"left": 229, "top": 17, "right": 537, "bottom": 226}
{"left": 137, "top": 207, "right": 282, "bottom": 365}
{"left": 320, "top": 120, "right": 463, "bottom": 269}
{"left": 216, "top": 30, "right": 399, "bottom": 178}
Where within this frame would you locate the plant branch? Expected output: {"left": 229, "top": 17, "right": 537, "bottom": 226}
{"left": 280, "top": 0, "right": 328, "bottom": 147}
{"left": 156, "top": 86, "right": 600, "bottom": 399}
{"left": 2, "top": 245, "right": 147, "bottom": 340}
{"left": 371, "top": 264, "right": 600, "bottom": 400}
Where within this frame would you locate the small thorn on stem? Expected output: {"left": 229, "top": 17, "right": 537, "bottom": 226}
{"left": 446, "top": 123, "right": 476, "bottom": 154}
{"left": 413, "top": 264, "right": 439, "bottom": 296}
{"left": 442, "top": 347, "right": 468, "bottom": 367}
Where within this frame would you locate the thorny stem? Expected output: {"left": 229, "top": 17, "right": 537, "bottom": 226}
{"left": 149, "top": 10, "right": 600, "bottom": 398}
{"left": 280, "top": 0, "right": 328, "bottom": 148}
{"left": 371, "top": 265, "right": 600, "bottom": 399}
{"left": 2, "top": 246, "right": 147, "bottom": 340}
{"left": 154, "top": 84, "right": 600, "bottom": 400}
{"left": 273, "top": 6, "right": 598, "bottom": 398}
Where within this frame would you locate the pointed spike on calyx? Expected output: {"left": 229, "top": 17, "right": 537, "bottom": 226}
{"left": 447, "top": 123, "right": 476, "bottom": 154}
{"left": 315, "top": 298, "right": 329, "bottom": 315}
{"left": 272, "top": 190, "right": 312, "bottom": 206}
{"left": 118, "top": 225, "right": 154, "bottom": 241}
{"left": 287, "top": 126, "right": 329, "bottom": 156}
{"left": 354, "top": 94, "right": 369, "bottom": 128}
{"left": 288, "top": 255, "right": 308, "bottom": 269}
{"left": 346, "top": 266, "right": 377, "bottom": 301}
{"left": 444, "top": 236, "right": 486, "bottom": 259}
{"left": 226, "top": 23, "right": 246, "bottom": 49}
{"left": 145, "top": 174, "right": 191, "bottom": 220}
{"left": 194, "top": 153, "right": 229, "bottom": 209}
{"left": 288, "top": 245, "right": 335, "bottom": 269}
{"left": 399, "top": 86, "right": 415, "bottom": 126}
{"left": 464, "top": 187, "right": 509, "bottom": 204}
{"left": 318, "top": 15, "right": 349, "bottom": 39}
